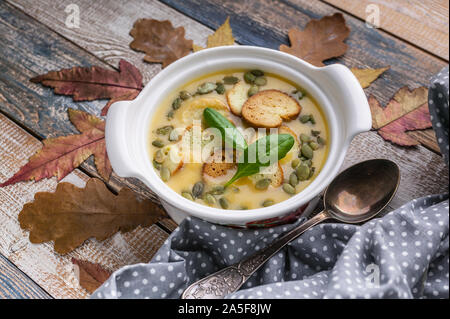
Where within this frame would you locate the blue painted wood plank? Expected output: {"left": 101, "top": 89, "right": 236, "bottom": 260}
{"left": 0, "top": 253, "right": 52, "bottom": 299}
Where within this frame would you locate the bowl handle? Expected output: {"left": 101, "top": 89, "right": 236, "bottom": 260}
{"left": 105, "top": 100, "right": 140, "bottom": 178}
{"left": 318, "top": 64, "right": 372, "bottom": 143}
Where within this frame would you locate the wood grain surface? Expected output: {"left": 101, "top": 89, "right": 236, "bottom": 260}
{"left": 0, "top": 113, "right": 169, "bottom": 298}
{"left": 0, "top": 253, "right": 51, "bottom": 299}
{"left": 0, "top": 1, "right": 177, "bottom": 231}
{"left": 323, "top": 0, "right": 449, "bottom": 60}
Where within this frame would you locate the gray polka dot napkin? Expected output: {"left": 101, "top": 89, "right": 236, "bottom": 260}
{"left": 92, "top": 67, "right": 449, "bottom": 299}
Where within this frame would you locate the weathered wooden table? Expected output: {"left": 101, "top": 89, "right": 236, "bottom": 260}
{"left": 0, "top": 0, "right": 448, "bottom": 299}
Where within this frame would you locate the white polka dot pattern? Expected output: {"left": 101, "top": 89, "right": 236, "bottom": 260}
{"left": 91, "top": 194, "right": 449, "bottom": 299}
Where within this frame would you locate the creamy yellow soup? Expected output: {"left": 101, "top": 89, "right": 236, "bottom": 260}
{"left": 148, "top": 69, "right": 329, "bottom": 210}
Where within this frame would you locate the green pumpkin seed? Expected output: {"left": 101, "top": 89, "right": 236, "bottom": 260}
{"left": 291, "top": 158, "right": 300, "bottom": 169}
{"left": 181, "top": 191, "right": 194, "bottom": 201}
{"left": 192, "top": 181, "right": 204, "bottom": 198}
{"left": 152, "top": 139, "right": 165, "bottom": 148}
{"left": 244, "top": 71, "right": 256, "bottom": 84}
{"left": 179, "top": 90, "right": 191, "bottom": 100}
{"left": 317, "top": 136, "right": 326, "bottom": 145}
{"left": 311, "top": 130, "right": 321, "bottom": 136}
{"left": 309, "top": 115, "right": 316, "bottom": 124}
{"left": 167, "top": 110, "right": 174, "bottom": 120}
{"left": 309, "top": 167, "right": 316, "bottom": 179}
{"left": 215, "top": 83, "right": 225, "bottom": 94}
{"left": 219, "top": 197, "right": 229, "bottom": 209}
{"left": 282, "top": 183, "right": 296, "bottom": 195}
{"left": 172, "top": 97, "right": 182, "bottom": 110}
{"left": 301, "top": 144, "right": 314, "bottom": 159}
{"left": 197, "top": 82, "right": 217, "bottom": 94}
{"left": 289, "top": 172, "right": 299, "bottom": 187}
{"left": 254, "top": 76, "right": 267, "bottom": 86}
{"left": 153, "top": 160, "right": 161, "bottom": 170}
{"left": 309, "top": 141, "right": 319, "bottom": 150}
{"left": 223, "top": 76, "right": 239, "bottom": 85}
{"left": 299, "top": 115, "right": 311, "bottom": 123}
{"left": 262, "top": 199, "right": 274, "bottom": 207}
{"left": 300, "top": 133, "right": 311, "bottom": 142}
{"left": 248, "top": 85, "right": 259, "bottom": 97}
{"left": 302, "top": 159, "right": 312, "bottom": 167}
{"left": 156, "top": 125, "right": 173, "bottom": 135}
{"left": 205, "top": 194, "right": 216, "bottom": 206}
{"left": 210, "top": 185, "right": 225, "bottom": 195}
{"left": 298, "top": 153, "right": 307, "bottom": 160}
{"left": 251, "top": 69, "right": 264, "bottom": 76}
{"left": 154, "top": 150, "right": 165, "bottom": 163}
{"left": 296, "top": 164, "right": 310, "bottom": 181}
{"left": 255, "top": 178, "right": 271, "bottom": 190}
{"left": 160, "top": 167, "right": 170, "bottom": 182}
{"left": 169, "top": 129, "right": 180, "bottom": 141}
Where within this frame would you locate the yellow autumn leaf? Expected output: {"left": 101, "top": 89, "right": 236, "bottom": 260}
{"left": 194, "top": 17, "right": 235, "bottom": 51}
{"left": 351, "top": 66, "right": 390, "bottom": 88}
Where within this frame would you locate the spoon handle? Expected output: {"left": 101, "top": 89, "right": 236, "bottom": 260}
{"left": 181, "top": 210, "right": 331, "bottom": 299}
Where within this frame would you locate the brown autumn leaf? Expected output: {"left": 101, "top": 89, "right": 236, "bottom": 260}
{"left": 369, "top": 86, "right": 432, "bottom": 146}
{"left": 72, "top": 258, "right": 112, "bottom": 294}
{"left": 31, "top": 60, "right": 143, "bottom": 115}
{"left": 19, "top": 178, "right": 167, "bottom": 254}
{"left": 130, "top": 19, "right": 193, "bottom": 68}
{"left": 280, "top": 13, "right": 350, "bottom": 66}
{"left": 351, "top": 66, "right": 390, "bottom": 88}
{"left": 0, "top": 109, "right": 111, "bottom": 187}
{"left": 193, "top": 17, "right": 235, "bottom": 52}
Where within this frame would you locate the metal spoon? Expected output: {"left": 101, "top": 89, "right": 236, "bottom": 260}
{"left": 182, "top": 159, "right": 400, "bottom": 299}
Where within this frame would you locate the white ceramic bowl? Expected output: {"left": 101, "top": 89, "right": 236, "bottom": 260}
{"left": 105, "top": 46, "right": 371, "bottom": 227}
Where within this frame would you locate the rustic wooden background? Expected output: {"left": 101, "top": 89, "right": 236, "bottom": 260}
{"left": 0, "top": 0, "right": 448, "bottom": 298}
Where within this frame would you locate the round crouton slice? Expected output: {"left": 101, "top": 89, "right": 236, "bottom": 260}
{"left": 248, "top": 162, "right": 284, "bottom": 188}
{"left": 242, "top": 90, "right": 301, "bottom": 128}
{"left": 176, "top": 97, "right": 229, "bottom": 125}
{"left": 226, "top": 81, "right": 250, "bottom": 116}
{"left": 202, "top": 151, "right": 237, "bottom": 185}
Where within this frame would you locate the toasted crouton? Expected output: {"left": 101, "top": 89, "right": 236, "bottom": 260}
{"left": 248, "top": 162, "right": 284, "bottom": 188}
{"left": 176, "top": 97, "right": 229, "bottom": 125}
{"left": 202, "top": 151, "right": 237, "bottom": 185}
{"left": 242, "top": 90, "right": 301, "bottom": 128}
{"left": 226, "top": 81, "right": 250, "bottom": 116}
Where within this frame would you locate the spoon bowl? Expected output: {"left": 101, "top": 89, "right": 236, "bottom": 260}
{"left": 182, "top": 159, "right": 400, "bottom": 299}
{"left": 324, "top": 159, "right": 400, "bottom": 223}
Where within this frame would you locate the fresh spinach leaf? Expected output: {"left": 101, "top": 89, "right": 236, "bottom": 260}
{"left": 225, "top": 134, "right": 294, "bottom": 186}
{"left": 203, "top": 108, "right": 247, "bottom": 151}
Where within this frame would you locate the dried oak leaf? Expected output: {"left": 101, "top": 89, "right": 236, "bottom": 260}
{"left": 72, "top": 258, "right": 112, "bottom": 294}
{"left": 369, "top": 86, "right": 431, "bottom": 146}
{"left": 193, "top": 17, "right": 235, "bottom": 51}
{"left": 31, "top": 60, "right": 143, "bottom": 115}
{"left": 0, "top": 109, "right": 111, "bottom": 187}
{"left": 19, "top": 178, "right": 167, "bottom": 254}
{"left": 130, "top": 19, "right": 193, "bottom": 68}
{"left": 351, "top": 66, "right": 390, "bottom": 88}
{"left": 280, "top": 13, "right": 350, "bottom": 67}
